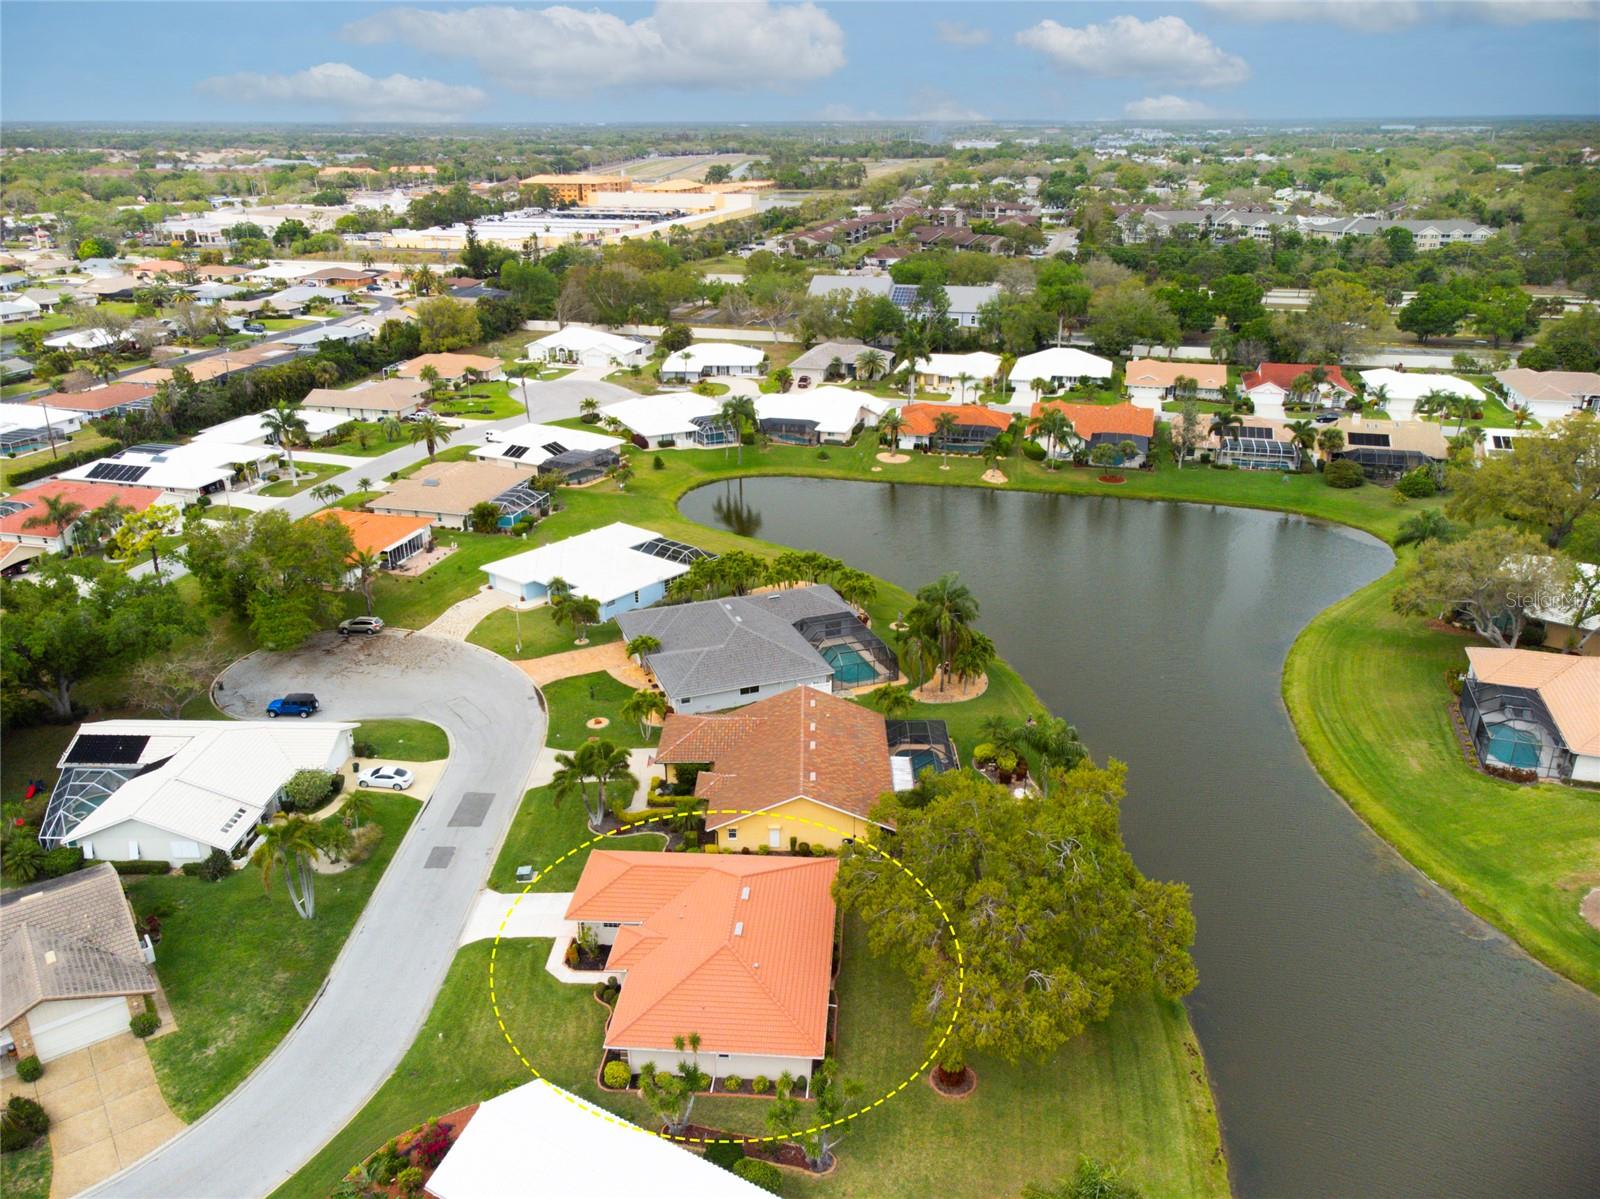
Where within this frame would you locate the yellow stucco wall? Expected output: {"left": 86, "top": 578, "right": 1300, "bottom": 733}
{"left": 712, "top": 797, "right": 882, "bottom": 851}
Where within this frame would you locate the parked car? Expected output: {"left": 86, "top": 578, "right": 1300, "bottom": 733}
{"left": 356, "top": 764, "right": 415, "bottom": 791}
{"left": 339, "top": 616, "right": 385, "bottom": 636}
{"left": 266, "top": 693, "right": 319, "bottom": 718}
{"left": 1314, "top": 411, "right": 1341, "bottom": 424}
{"left": 242, "top": 322, "right": 266, "bottom": 334}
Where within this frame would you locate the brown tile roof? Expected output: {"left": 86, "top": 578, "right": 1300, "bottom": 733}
{"left": 394, "top": 353, "right": 501, "bottom": 380}
{"left": 1030, "top": 400, "right": 1155, "bottom": 440}
{"left": 369, "top": 460, "right": 530, "bottom": 518}
{"left": 899, "top": 402, "right": 1012, "bottom": 438}
{"left": 0, "top": 864, "right": 157, "bottom": 1027}
{"left": 301, "top": 377, "right": 426, "bottom": 414}
{"left": 655, "top": 687, "right": 894, "bottom": 832}
{"left": 566, "top": 852, "right": 838, "bottom": 1058}
{"left": 1465, "top": 649, "right": 1600, "bottom": 755}
{"left": 36, "top": 383, "right": 156, "bottom": 412}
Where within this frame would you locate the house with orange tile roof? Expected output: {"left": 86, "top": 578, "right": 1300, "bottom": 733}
{"left": 1030, "top": 401, "right": 1156, "bottom": 465}
{"left": 565, "top": 851, "right": 839, "bottom": 1080}
{"left": 1123, "top": 359, "right": 1227, "bottom": 409}
{"left": 0, "top": 479, "right": 163, "bottom": 572}
{"left": 895, "top": 402, "right": 1012, "bottom": 452}
{"left": 392, "top": 353, "right": 504, "bottom": 384}
{"left": 1460, "top": 648, "right": 1600, "bottom": 783}
{"left": 313, "top": 509, "right": 435, "bottom": 574}
{"left": 653, "top": 687, "right": 948, "bottom": 850}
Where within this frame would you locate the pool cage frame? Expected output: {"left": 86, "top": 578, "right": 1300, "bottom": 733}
{"left": 1458, "top": 678, "right": 1574, "bottom": 780}
{"left": 885, "top": 719, "right": 959, "bottom": 772}
{"left": 792, "top": 612, "right": 898, "bottom": 692}
{"left": 38, "top": 765, "right": 142, "bottom": 848}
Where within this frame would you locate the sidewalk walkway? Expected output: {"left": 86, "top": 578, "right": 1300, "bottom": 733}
{"left": 459, "top": 889, "right": 574, "bottom": 945}
{"left": 420, "top": 586, "right": 511, "bottom": 640}
{"left": 514, "top": 641, "right": 649, "bottom": 687}
{"left": 293, "top": 450, "right": 369, "bottom": 468}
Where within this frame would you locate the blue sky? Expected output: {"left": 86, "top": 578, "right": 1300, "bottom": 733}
{"left": 3, "top": 2, "right": 1597, "bottom": 125}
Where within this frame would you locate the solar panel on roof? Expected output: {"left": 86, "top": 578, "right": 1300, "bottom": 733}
{"left": 63, "top": 733, "right": 150, "bottom": 766}
{"left": 539, "top": 441, "right": 568, "bottom": 456}
{"left": 1348, "top": 432, "right": 1391, "bottom": 447}
{"left": 85, "top": 462, "right": 151, "bottom": 483}
{"left": 501, "top": 444, "right": 528, "bottom": 459}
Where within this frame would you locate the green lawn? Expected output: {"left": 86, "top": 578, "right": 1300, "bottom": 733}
{"left": 317, "top": 423, "right": 412, "bottom": 458}
{"left": 273, "top": 921, "right": 1225, "bottom": 1199}
{"left": 0, "top": 1143, "right": 50, "bottom": 1199}
{"left": 356, "top": 719, "right": 450, "bottom": 761}
{"left": 0, "top": 427, "right": 117, "bottom": 490}
{"left": 431, "top": 381, "right": 525, "bottom": 421}
{"left": 366, "top": 530, "right": 525, "bottom": 630}
{"left": 488, "top": 783, "right": 665, "bottom": 892}
{"left": 1284, "top": 569, "right": 1600, "bottom": 993}
{"left": 467, "top": 606, "right": 621, "bottom": 660}
{"left": 259, "top": 460, "right": 344, "bottom": 498}
{"left": 541, "top": 671, "right": 651, "bottom": 751}
{"left": 0, "top": 723, "right": 74, "bottom": 824}
{"left": 127, "top": 793, "right": 418, "bottom": 1120}
{"left": 392, "top": 444, "right": 476, "bottom": 479}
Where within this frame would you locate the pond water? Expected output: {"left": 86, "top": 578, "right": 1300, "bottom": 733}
{"left": 682, "top": 477, "right": 1600, "bottom": 1199}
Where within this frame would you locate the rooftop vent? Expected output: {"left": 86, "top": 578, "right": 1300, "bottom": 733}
{"left": 733, "top": 921, "right": 744, "bottom": 936}
{"left": 422, "top": 478, "right": 440, "bottom": 487}
{"left": 740, "top": 886, "right": 750, "bottom": 900}
{"left": 43, "top": 950, "right": 57, "bottom": 965}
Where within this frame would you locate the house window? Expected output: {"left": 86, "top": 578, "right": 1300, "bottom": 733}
{"left": 768, "top": 826, "right": 781, "bottom": 848}
{"left": 739, "top": 685, "right": 760, "bottom": 696}
{"left": 725, "top": 827, "right": 737, "bottom": 841}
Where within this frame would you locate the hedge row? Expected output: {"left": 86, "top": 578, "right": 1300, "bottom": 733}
{"left": 3, "top": 442, "right": 119, "bottom": 487}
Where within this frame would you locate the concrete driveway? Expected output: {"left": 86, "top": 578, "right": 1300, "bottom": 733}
{"left": 89, "top": 631, "right": 544, "bottom": 1199}
{"left": 2, "top": 1035, "right": 181, "bottom": 1199}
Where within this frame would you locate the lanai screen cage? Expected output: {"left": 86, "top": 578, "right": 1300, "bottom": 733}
{"left": 793, "top": 611, "right": 897, "bottom": 690}
{"left": 1459, "top": 680, "right": 1573, "bottom": 780}
{"left": 39, "top": 766, "right": 140, "bottom": 848}
{"left": 689, "top": 416, "right": 737, "bottom": 447}
{"left": 885, "top": 719, "right": 958, "bottom": 775}
{"left": 758, "top": 418, "right": 819, "bottom": 445}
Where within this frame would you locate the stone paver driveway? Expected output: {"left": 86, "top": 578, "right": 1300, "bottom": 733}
{"left": 515, "top": 641, "right": 648, "bottom": 688}
{"left": 1, "top": 1034, "right": 182, "bottom": 1198}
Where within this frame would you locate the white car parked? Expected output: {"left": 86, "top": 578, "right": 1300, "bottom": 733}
{"left": 356, "top": 765, "right": 415, "bottom": 791}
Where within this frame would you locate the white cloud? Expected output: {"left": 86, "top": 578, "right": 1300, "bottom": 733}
{"left": 342, "top": 2, "right": 846, "bottom": 95}
{"left": 1016, "top": 15, "right": 1250, "bottom": 88}
{"left": 1124, "top": 94, "right": 1225, "bottom": 120}
{"left": 1202, "top": 1, "right": 1597, "bottom": 32}
{"left": 195, "top": 62, "right": 485, "bottom": 122}
{"left": 906, "top": 89, "right": 988, "bottom": 122}
{"left": 935, "top": 20, "right": 991, "bottom": 47}
{"left": 818, "top": 102, "right": 882, "bottom": 121}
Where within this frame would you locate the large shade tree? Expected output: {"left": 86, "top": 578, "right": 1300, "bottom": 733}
{"left": 1392, "top": 526, "right": 1565, "bottom": 648}
{"left": 1447, "top": 413, "right": 1600, "bottom": 548}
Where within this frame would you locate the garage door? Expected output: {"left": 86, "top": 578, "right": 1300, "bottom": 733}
{"left": 28, "top": 997, "right": 129, "bottom": 1061}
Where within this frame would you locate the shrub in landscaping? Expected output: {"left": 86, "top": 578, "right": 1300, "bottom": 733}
{"left": 1395, "top": 467, "right": 1438, "bottom": 498}
{"left": 1021, "top": 439, "right": 1046, "bottom": 461}
{"left": 0, "top": 1096, "right": 49, "bottom": 1153}
{"left": 280, "top": 768, "right": 335, "bottom": 814}
{"left": 408, "top": 1120, "right": 453, "bottom": 1169}
{"left": 200, "top": 847, "right": 233, "bottom": 881}
{"left": 368, "top": 1142, "right": 406, "bottom": 1184}
{"left": 752, "top": 1074, "right": 770, "bottom": 1094}
{"left": 1323, "top": 459, "right": 1365, "bottom": 488}
{"left": 110, "top": 859, "right": 171, "bottom": 876}
{"left": 395, "top": 1166, "right": 424, "bottom": 1195}
{"left": 816, "top": 449, "right": 830, "bottom": 460}
{"left": 795, "top": 842, "right": 812, "bottom": 857}
{"left": 603, "top": 1060, "right": 632, "bottom": 1089}
{"left": 130, "top": 1011, "right": 160, "bottom": 1038}
{"left": 14, "top": 1057, "right": 41, "bottom": 1084}
{"left": 731, "top": 1158, "right": 783, "bottom": 1192}
{"left": 40, "top": 845, "right": 84, "bottom": 878}
{"left": 564, "top": 941, "right": 579, "bottom": 968}
{"left": 722, "top": 1074, "right": 744, "bottom": 1092}
{"left": 704, "top": 1140, "right": 745, "bottom": 1169}
{"left": 652, "top": 454, "right": 665, "bottom": 470}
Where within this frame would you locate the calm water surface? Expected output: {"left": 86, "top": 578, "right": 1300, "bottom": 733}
{"left": 682, "top": 478, "right": 1600, "bottom": 1199}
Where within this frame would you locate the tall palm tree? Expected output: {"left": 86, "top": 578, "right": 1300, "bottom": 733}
{"left": 932, "top": 411, "right": 959, "bottom": 470}
{"left": 897, "top": 326, "right": 930, "bottom": 400}
{"left": 311, "top": 360, "right": 340, "bottom": 390}
{"left": 546, "top": 576, "right": 574, "bottom": 605}
{"left": 1316, "top": 426, "right": 1345, "bottom": 460}
{"left": 1286, "top": 419, "right": 1318, "bottom": 470}
{"left": 909, "top": 573, "right": 979, "bottom": 692}
{"left": 1209, "top": 410, "right": 1243, "bottom": 449}
{"left": 953, "top": 371, "right": 977, "bottom": 403}
{"left": 1365, "top": 383, "right": 1390, "bottom": 414}
{"left": 261, "top": 404, "right": 309, "bottom": 482}
{"left": 349, "top": 548, "right": 382, "bottom": 615}
{"left": 624, "top": 634, "right": 661, "bottom": 662}
{"left": 309, "top": 482, "right": 344, "bottom": 507}
{"left": 568, "top": 739, "right": 632, "bottom": 829}
{"left": 418, "top": 363, "right": 442, "bottom": 400}
{"left": 23, "top": 494, "right": 86, "bottom": 548}
{"left": 253, "top": 815, "right": 322, "bottom": 920}
{"left": 854, "top": 347, "right": 888, "bottom": 382}
{"left": 407, "top": 414, "right": 453, "bottom": 461}
{"left": 557, "top": 594, "right": 601, "bottom": 643}
{"left": 878, "top": 408, "right": 905, "bottom": 450}
{"left": 719, "top": 395, "right": 758, "bottom": 466}
{"left": 1029, "top": 406, "right": 1073, "bottom": 466}
{"left": 997, "top": 351, "right": 1017, "bottom": 399}
{"left": 622, "top": 688, "right": 669, "bottom": 739}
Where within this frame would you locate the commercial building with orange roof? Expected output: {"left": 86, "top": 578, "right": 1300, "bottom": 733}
{"left": 313, "top": 509, "right": 434, "bottom": 572}
{"left": 1461, "top": 648, "right": 1600, "bottom": 784}
{"left": 895, "top": 402, "right": 1012, "bottom": 452}
{"left": 1029, "top": 400, "right": 1155, "bottom": 465}
{"left": 520, "top": 173, "right": 630, "bottom": 205}
{"left": 566, "top": 851, "right": 839, "bottom": 1080}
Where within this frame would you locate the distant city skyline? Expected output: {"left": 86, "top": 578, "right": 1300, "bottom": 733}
{"left": 2, "top": 2, "right": 1597, "bottom": 126}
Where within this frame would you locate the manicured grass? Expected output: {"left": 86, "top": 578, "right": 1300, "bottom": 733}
{"left": 357, "top": 719, "right": 449, "bottom": 761}
{"left": 366, "top": 530, "right": 525, "bottom": 630}
{"left": 127, "top": 793, "right": 418, "bottom": 1120}
{"left": 431, "top": 381, "right": 525, "bottom": 421}
{"left": 273, "top": 921, "right": 1226, "bottom": 1199}
{"left": 467, "top": 605, "right": 621, "bottom": 660}
{"left": 317, "top": 423, "right": 412, "bottom": 457}
{"left": 0, "top": 722, "right": 74, "bottom": 821}
{"left": 0, "top": 1143, "right": 50, "bottom": 1199}
{"left": 259, "top": 460, "right": 344, "bottom": 497}
{"left": 488, "top": 784, "right": 664, "bottom": 892}
{"left": 392, "top": 444, "right": 475, "bottom": 479}
{"left": 1284, "top": 569, "right": 1600, "bottom": 993}
{"left": 0, "top": 427, "right": 116, "bottom": 490}
{"left": 541, "top": 672, "right": 651, "bottom": 751}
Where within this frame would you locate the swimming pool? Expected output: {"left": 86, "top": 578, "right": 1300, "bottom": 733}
{"left": 895, "top": 749, "right": 941, "bottom": 775}
{"left": 1485, "top": 724, "right": 1543, "bottom": 769}
{"left": 822, "top": 644, "right": 878, "bottom": 686}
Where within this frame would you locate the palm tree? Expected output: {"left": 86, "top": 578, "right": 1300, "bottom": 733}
{"left": 1286, "top": 419, "right": 1318, "bottom": 470}
{"left": 878, "top": 407, "right": 905, "bottom": 451}
{"left": 407, "top": 413, "right": 453, "bottom": 461}
{"left": 357, "top": 476, "right": 374, "bottom": 492}
{"left": 625, "top": 634, "right": 661, "bottom": 662}
{"left": 1365, "top": 383, "right": 1390, "bottom": 414}
{"left": 897, "top": 326, "right": 930, "bottom": 400}
{"left": 309, "top": 482, "right": 344, "bottom": 507}
{"left": 908, "top": 573, "right": 979, "bottom": 692}
{"left": 953, "top": 371, "right": 977, "bottom": 403}
{"left": 546, "top": 576, "right": 574, "bottom": 605}
{"left": 311, "top": 360, "right": 340, "bottom": 390}
{"left": 855, "top": 348, "right": 889, "bottom": 382}
{"left": 23, "top": 494, "right": 86, "bottom": 548}
{"left": 380, "top": 416, "right": 406, "bottom": 444}
{"left": 719, "top": 395, "right": 758, "bottom": 466}
{"left": 1209, "top": 410, "right": 1243, "bottom": 449}
{"left": 579, "top": 396, "right": 601, "bottom": 423}
{"left": 253, "top": 815, "right": 322, "bottom": 920}
{"left": 261, "top": 404, "right": 309, "bottom": 482}
{"left": 997, "top": 351, "right": 1017, "bottom": 398}
{"left": 573, "top": 739, "right": 632, "bottom": 829}
{"left": 867, "top": 683, "right": 915, "bottom": 720}
{"left": 1394, "top": 509, "right": 1459, "bottom": 547}
{"left": 1029, "top": 406, "right": 1073, "bottom": 466}
{"left": 1316, "top": 426, "right": 1345, "bottom": 460}
{"left": 932, "top": 411, "right": 959, "bottom": 470}
{"left": 557, "top": 594, "right": 601, "bottom": 644}
{"left": 341, "top": 788, "right": 377, "bottom": 831}
{"left": 1420, "top": 389, "right": 1472, "bottom": 435}
{"left": 622, "top": 688, "right": 669, "bottom": 739}
{"left": 418, "top": 363, "right": 442, "bottom": 400}
{"left": 1511, "top": 404, "right": 1531, "bottom": 430}
{"left": 349, "top": 548, "right": 382, "bottom": 615}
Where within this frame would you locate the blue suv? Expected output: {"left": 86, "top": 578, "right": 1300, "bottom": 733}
{"left": 266, "top": 693, "right": 320, "bottom": 719}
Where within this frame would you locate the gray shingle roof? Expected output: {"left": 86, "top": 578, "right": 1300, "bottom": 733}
{"left": 0, "top": 863, "right": 156, "bottom": 1027}
{"left": 617, "top": 585, "right": 850, "bottom": 703}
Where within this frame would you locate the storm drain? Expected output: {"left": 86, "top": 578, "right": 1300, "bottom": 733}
{"left": 423, "top": 846, "right": 456, "bottom": 870}
{"left": 448, "top": 792, "right": 493, "bottom": 828}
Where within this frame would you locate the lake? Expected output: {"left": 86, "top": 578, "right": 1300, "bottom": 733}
{"left": 682, "top": 477, "right": 1600, "bottom": 1199}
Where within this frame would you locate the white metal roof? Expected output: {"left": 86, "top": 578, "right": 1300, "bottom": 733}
{"left": 526, "top": 326, "right": 646, "bottom": 357}
{"left": 1010, "top": 347, "right": 1114, "bottom": 382}
{"left": 193, "top": 409, "right": 349, "bottom": 444}
{"left": 60, "top": 440, "right": 276, "bottom": 491}
{"left": 470, "top": 422, "right": 622, "bottom": 467}
{"left": 913, "top": 351, "right": 1001, "bottom": 379}
{"left": 60, "top": 720, "right": 355, "bottom": 849}
{"left": 480, "top": 521, "right": 692, "bottom": 601}
{"left": 0, "top": 402, "right": 85, "bottom": 435}
{"left": 425, "top": 1080, "right": 766, "bottom": 1199}
{"left": 601, "top": 394, "right": 723, "bottom": 438}
{"left": 661, "top": 342, "right": 766, "bottom": 372}
{"left": 755, "top": 386, "right": 889, "bottom": 431}
{"left": 1358, "top": 368, "right": 1485, "bottom": 404}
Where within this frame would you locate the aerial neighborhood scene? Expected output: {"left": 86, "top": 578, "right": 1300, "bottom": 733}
{"left": 2, "top": 2, "right": 1600, "bottom": 1198}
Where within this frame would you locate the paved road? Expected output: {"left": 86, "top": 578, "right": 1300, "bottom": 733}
{"left": 90, "top": 631, "right": 545, "bottom": 1199}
